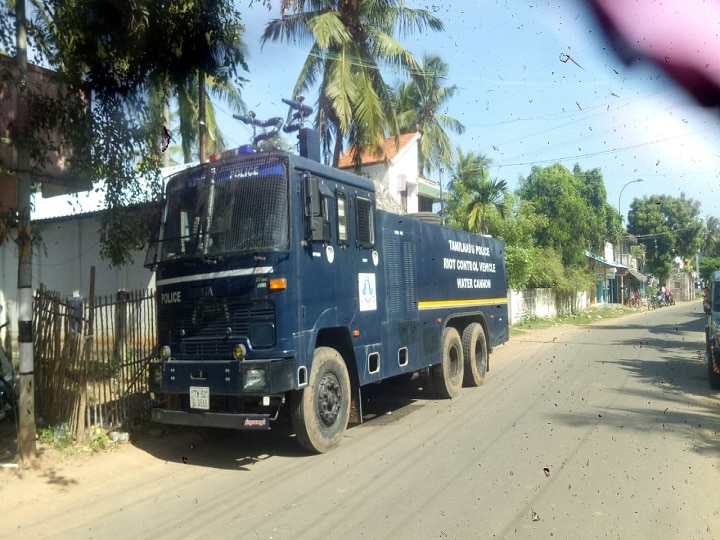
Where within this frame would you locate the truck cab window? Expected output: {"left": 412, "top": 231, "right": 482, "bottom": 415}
{"left": 336, "top": 192, "right": 348, "bottom": 245}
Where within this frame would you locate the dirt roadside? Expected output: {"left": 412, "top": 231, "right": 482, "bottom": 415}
{"left": 0, "top": 419, "right": 199, "bottom": 501}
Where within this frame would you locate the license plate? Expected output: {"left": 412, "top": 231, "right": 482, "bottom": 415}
{"left": 189, "top": 386, "right": 209, "bottom": 410}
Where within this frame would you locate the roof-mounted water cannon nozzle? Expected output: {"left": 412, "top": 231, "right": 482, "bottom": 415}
{"left": 282, "top": 96, "right": 314, "bottom": 133}
{"left": 233, "top": 111, "right": 283, "bottom": 148}
{"left": 282, "top": 96, "right": 313, "bottom": 117}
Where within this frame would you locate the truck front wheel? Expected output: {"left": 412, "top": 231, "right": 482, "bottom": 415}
{"left": 291, "top": 347, "right": 351, "bottom": 453}
{"left": 462, "top": 323, "right": 487, "bottom": 387}
{"left": 431, "top": 327, "right": 464, "bottom": 398}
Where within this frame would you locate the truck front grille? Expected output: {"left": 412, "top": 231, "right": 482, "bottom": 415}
{"left": 158, "top": 298, "right": 275, "bottom": 358}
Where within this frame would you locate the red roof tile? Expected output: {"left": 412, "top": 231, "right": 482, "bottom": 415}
{"left": 337, "top": 132, "right": 419, "bottom": 168}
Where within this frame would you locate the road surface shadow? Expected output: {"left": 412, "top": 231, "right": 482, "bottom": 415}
{"left": 130, "top": 374, "right": 433, "bottom": 469}
{"left": 552, "top": 307, "right": 720, "bottom": 456}
{"left": 540, "top": 304, "right": 720, "bottom": 456}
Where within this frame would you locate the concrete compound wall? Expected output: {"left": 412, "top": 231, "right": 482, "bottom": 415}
{"left": 508, "top": 288, "right": 589, "bottom": 326}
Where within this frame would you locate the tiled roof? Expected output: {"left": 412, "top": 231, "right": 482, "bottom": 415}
{"left": 337, "top": 132, "right": 419, "bottom": 168}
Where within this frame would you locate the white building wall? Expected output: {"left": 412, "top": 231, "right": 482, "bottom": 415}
{"left": 32, "top": 214, "right": 153, "bottom": 297}
{"left": 0, "top": 213, "right": 153, "bottom": 341}
{"left": 388, "top": 139, "right": 420, "bottom": 213}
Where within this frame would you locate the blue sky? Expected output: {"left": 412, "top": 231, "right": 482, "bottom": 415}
{"left": 212, "top": 1, "right": 720, "bottom": 222}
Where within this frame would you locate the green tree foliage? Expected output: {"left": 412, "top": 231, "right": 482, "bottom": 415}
{"left": 517, "top": 164, "right": 616, "bottom": 267}
{"left": 10, "top": 0, "right": 249, "bottom": 265}
{"left": 573, "top": 165, "right": 622, "bottom": 245}
{"left": 393, "top": 54, "right": 464, "bottom": 174}
{"left": 42, "top": 0, "right": 247, "bottom": 93}
{"left": 491, "top": 195, "right": 547, "bottom": 289}
{"left": 261, "top": 0, "right": 443, "bottom": 166}
{"left": 0, "top": 3, "right": 13, "bottom": 52}
{"left": 704, "top": 216, "right": 720, "bottom": 256}
{"left": 492, "top": 195, "right": 548, "bottom": 248}
{"left": 171, "top": 74, "right": 246, "bottom": 163}
{"left": 627, "top": 193, "right": 704, "bottom": 279}
{"left": 699, "top": 256, "right": 720, "bottom": 282}
{"left": 504, "top": 244, "right": 531, "bottom": 290}
{"left": 443, "top": 147, "right": 492, "bottom": 231}
{"left": 466, "top": 176, "right": 508, "bottom": 235}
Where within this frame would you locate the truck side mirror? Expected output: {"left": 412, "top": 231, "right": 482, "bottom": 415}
{"left": 304, "top": 176, "right": 331, "bottom": 243}
{"left": 305, "top": 176, "right": 321, "bottom": 218}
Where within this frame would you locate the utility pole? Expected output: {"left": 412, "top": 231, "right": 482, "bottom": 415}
{"left": 617, "top": 178, "right": 644, "bottom": 306}
{"left": 198, "top": 71, "right": 206, "bottom": 163}
{"left": 15, "top": 0, "right": 37, "bottom": 460}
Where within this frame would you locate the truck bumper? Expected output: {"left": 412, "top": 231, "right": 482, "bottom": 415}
{"left": 151, "top": 408, "right": 271, "bottom": 430}
{"left": 151, "top": 357, "right": 296, "bottom": 396}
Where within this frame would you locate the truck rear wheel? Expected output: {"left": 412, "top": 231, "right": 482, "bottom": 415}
{"left": 431, "top": 327, "right": 464, "bottom": 398}
{"left": 291, "top": 347, "right": 351, "bottom": 453}
{"left": 462, "top": 323, "right": 487, "bottom": 387}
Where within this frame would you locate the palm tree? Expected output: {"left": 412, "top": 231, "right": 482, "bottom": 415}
{"left": 174, "top": 74, "right": 246, "bottom": 163}
{"left": 705, "top": 216, "right": 720, "bottom": 256}
{"left": 261, "top": 0, "right": 443, "bottom": 166}
{"left": 445, "top": 148, "right": 506, "bottom": 234}
{"left": 467, "top": 176, "right": 508, "bottom": 235}
{"left": 148, "top": 71, "right": 247, "bottom": 165}
{"left": 394, "top": 54, "right": 465, "bottom": 174}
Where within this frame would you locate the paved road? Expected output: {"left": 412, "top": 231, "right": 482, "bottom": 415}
{"left": 4, "top": 302, "right": 720, "bottom": 539}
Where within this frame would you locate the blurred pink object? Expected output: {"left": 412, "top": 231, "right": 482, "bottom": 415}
{"left": 589, "top": 0, "right": 720, "bottom": 106}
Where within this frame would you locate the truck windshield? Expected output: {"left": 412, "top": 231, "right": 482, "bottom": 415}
{"left": 158, "top": 157, "right": 289, "bottom": 261}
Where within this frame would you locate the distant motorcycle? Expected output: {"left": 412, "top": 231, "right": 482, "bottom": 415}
{"left": 655, "top": 292, "right": 675, "bottom": 308}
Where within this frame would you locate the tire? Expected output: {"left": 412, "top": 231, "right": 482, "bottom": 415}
{"left": 462, "top": 323, "right": 487, "bottom": 387}
{"left": 291, "top": 347, "right": 351, "bottom": 453}
{"left": 430, "top": 327, "right": 464, "bottom": 398}
{"left": 709, "top": 351, "right": 720, "bottom": 390}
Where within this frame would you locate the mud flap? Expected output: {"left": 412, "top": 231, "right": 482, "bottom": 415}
{"left": 348, "top": 385, "right": 363, "bottom": 425}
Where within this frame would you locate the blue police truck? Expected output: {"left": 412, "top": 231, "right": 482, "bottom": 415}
{"left": 145, "top": 140, "right": 509, "bottom": 453}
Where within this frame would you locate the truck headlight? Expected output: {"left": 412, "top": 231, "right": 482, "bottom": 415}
{"left": 243, "top": 368, "right": 266, "bottom": 391}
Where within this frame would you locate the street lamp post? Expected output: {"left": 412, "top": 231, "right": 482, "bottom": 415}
{"left": 439, "top": 167, "right": 445, "bottom": 225}
{"left": 618, "top": 178, "right": 644, "bottom": 305}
